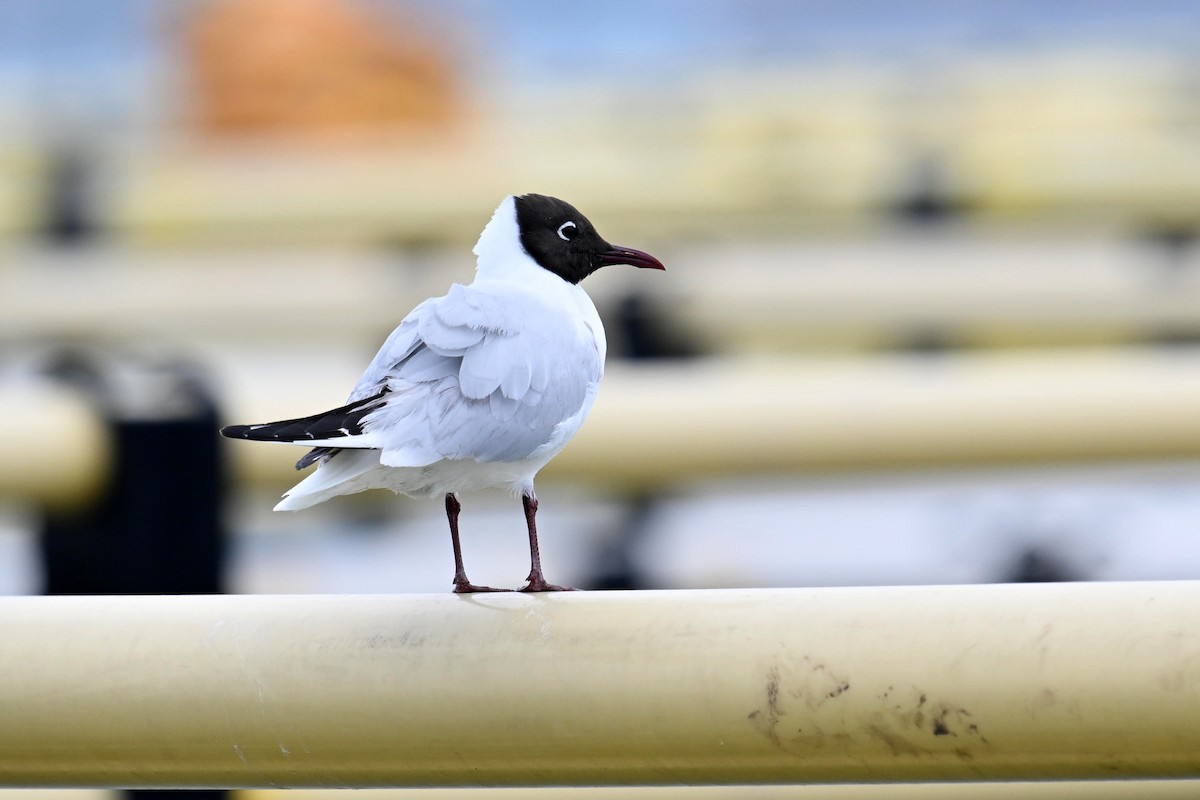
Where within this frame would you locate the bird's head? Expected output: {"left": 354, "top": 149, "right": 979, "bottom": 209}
{"left": 510, "top": 193, "right": 665, "bottom": 284}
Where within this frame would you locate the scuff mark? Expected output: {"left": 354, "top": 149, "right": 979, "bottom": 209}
{"left": 928, "top": 704, "right": 988, "bottom": 745}
{"left": 361, "top": 631, "right": 428, "bottom": 650}
{"left": 1036, "top": 623, "right": 1054, "bottom": 668}
{"left": 1158, "top": 639, "right": 1200, "bottom": 694}
{"left": 747, "top": 656, "right": 855, "bottom": 755}
{"left": 791, "top": 658, "right": 851, "bottom": 711}
{"left": 865, "top": 722, "right": 926, "bottom": 757}
{"left": 767, "top": 671, "right": 781, "bottom": 715}
{"left": 524, "top": 606, "right": 552, "bottom": 643}
{"left": 863, "top": 686, "right": 992, "bottom": 760}
{"left": 746, "top": 665, "right": 783, "bottom": 748}
{"left": 1027, "top": 687, "right": 1057, "bottom": 719}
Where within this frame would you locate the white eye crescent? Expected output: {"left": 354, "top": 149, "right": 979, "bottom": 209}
{"left": 557, "top": 221, "right": 577, "bottom": 241}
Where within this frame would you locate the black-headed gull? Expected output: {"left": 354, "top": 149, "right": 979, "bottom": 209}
{"left": 221, "top": 194, "right": 665, "bottom": 592}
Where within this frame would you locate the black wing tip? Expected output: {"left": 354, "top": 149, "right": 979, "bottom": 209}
{"left": 220, "top": 424, "right": 251, "bottom": 439}
{"left": 220, "top": 422, "right": 290, "bottom": 441}
{"left": 218, "top": 389, "right": 390, "bottom": 445}
{"left": 219, "top": 422, "right": 306, "bottom": 442}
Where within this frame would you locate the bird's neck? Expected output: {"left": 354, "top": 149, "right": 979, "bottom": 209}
{"left": 472, "top": 195, "right": 520, "bottom": 273}
{"left": 472, "top": 194, "right": 570, "bottom": 289}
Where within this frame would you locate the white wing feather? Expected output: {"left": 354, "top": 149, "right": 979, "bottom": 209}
{"left": 329, "top": 282, "right": 600, "bottom": 467}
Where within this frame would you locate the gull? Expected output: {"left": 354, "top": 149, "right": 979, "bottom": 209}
{"left": 221, "top": 194, "right": 665, "bottom": 592}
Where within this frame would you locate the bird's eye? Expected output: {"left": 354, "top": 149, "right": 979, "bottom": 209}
{"left": 557, "top": 221, "right": 577, "bottom": 241}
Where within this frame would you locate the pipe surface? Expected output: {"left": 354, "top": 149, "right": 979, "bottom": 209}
{"left": 546, "top": 350, "right": 1200, "bottom": 489}
{"left": 0, "top": 583, "right": 1197, "bottom": 788}
{"left": 242, "top": 783, "right": 1200, "bottom": 800}
{"left": 6, "top": 348, "right": 1200, "bottom": 506}
{"left": 222, "top": 348, "right": 1200, "bottom": 493}
{"left": 2, "top": 783, "right": 1199, "bottom": 800}
{"left": 0, "top": 384, "right": 110, "bottom": 512}
{"left": 5, "top": 241, "right": 1199, "bottom": 351}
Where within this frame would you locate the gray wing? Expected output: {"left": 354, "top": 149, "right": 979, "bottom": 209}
{"left": 305, "top": 283, "right": 601, "bottom": 468}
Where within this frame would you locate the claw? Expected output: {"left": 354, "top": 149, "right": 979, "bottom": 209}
{"left": 453, "top": 580, "right": 514, "bottom": 594}
{"left": 519, "top": 576, "right": 578, "bottom": 593}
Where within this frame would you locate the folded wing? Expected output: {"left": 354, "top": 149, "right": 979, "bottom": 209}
{"left": 222, "top": 283, "right": 601, "bottom": 471}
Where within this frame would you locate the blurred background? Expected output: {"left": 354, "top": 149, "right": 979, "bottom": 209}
{"left": 3, "top": 0, "right": 1200, "bottom": 611}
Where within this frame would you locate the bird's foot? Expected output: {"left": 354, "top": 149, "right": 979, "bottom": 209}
{"left": 519, "top": 575, "right": 579, "bottom": 593}
{"left": 453, "top": 579, "right": 513, "bottom": 594}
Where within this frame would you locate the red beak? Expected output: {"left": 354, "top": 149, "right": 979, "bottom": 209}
{"left": 598, "top": 245, "right": 666, "bottom": 271}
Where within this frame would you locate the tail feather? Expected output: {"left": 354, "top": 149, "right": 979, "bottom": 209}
{"left": 221, "top": 389, "right": 390, "bottom": 444}
{"left": 274, "top": 449, "right": 386, "bottom": 511}
{"left": 295, "top": 446, "right": 336, "bottom": 471}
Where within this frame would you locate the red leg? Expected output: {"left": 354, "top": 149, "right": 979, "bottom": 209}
{"left": 519, "top": 492, "right": 577, "bottom": 592}
{"left": 446, "top": 493, "right": 510, "bottom": 594}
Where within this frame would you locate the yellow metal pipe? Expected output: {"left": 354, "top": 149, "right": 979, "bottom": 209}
{"left": 6, "top": 348, "right": 1200, "bottom": 508}
{"left": 546, "top": 350, "right": 1200, "bottom": 489}
{"left": 0, "top": 583, "right": 1197, "bottom": 787}
{"left": 1, "top": 784, "right": 1199, "bottom": 800}
{"left": 242, "top": 783, "right": 1200, "bottom": 800}
{"left": 4, "top": 241, "right": 1199, "bottom": 352}
{"left": 0, "top": 384, "right": 110, "bottom": 512}
{"left": 225, "top": 348, "right": 1200, "bottom": 493}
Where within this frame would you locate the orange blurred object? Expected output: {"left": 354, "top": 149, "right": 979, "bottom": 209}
{"left": 184, "top": 0, "right": 461, "bottom": 141}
